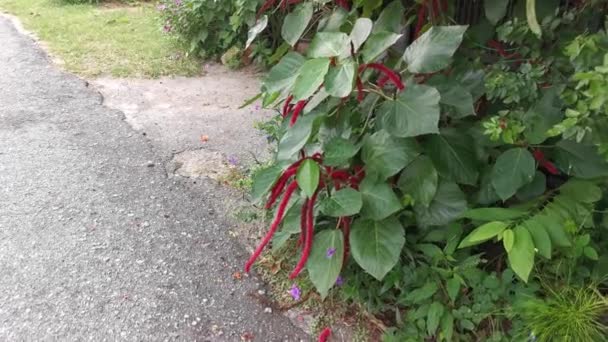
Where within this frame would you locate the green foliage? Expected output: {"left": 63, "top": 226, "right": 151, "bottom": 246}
{"left": 247, "top": 0, "right": 608, "bottom": 340}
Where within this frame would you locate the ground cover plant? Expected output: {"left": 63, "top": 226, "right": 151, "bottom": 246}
{"left": 0, "top": 0, "right": 200, "bottom": 77}
{"left": 244, "top": 0, "right": 608, "bottom": 340}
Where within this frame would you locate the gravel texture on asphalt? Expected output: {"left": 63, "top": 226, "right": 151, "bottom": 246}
{"left": 0, "top": 15, "right": 307, "bottom": 341}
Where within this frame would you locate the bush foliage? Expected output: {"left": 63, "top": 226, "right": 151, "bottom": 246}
{"left": 245, "top": 0, "right": 608, "bottom": 340}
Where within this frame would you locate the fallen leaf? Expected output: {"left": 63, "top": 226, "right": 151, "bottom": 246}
{"left": 200, "top": 135, "right": 209, "bottom": 143}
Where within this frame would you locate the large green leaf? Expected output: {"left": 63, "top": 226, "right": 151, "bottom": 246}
{"left": 325, "top": 59, "right": 356, "bottom": 98}
{"left": 277, "top": 112, "right": 317, "bottom": 160}
{"left": 321, "top": 188, "right": 363, "bottom": 217}
{"left": 404, "top": 282, "right": 438, "bottom": 303}
{"left": 281, "top": 2, "right": 313, "bottom": 46}
{"left": 360, "top": 32, "right": 402, "bottom": 63}
{"left": 251, "top": 165, "right": 283, "bottom": 202}
{"left": 523, "top": 88, "right": 563, "bottom": 144}
{"left": 524, "top": 221, "right": 551, "bottom": 259}
{"left": 554, "top": 140, "right": 608, "bottom": 179}
{"left": 307, "top": 229, "right": 344, "bottom": 299}
{"left": 516, "top": 171, "right": 546, "bottom": 201}
{"left": 526, "top": 0, "right": 542, "bottom": 37}
{"left": 263, "top": 52, "right": 306, "bottom": 93}
{"left": 350, "top": 217, "right": 405, "bottom": 280}
{"left": 360, "top": 179, "right": 402, "bottom": 220}
{"left": 323, "top": 137, "right": 359, "bottom": 166}
{"left": 296, "top": 159, "right": 320, "bottom": 198}
{"left": 373, "top": 0, "right": 404, "bottom": 33}
{"left": 403, "top": 26, "right": 468, "bottom": 73}
{"left": 508, "top": 226, "right": 536, "bottom": 282}
{"left": 491, "top": 148, "right": 536, "bottom": 201}
{"left": 349, "top": 18, "right": 373, "bottom": 53}
{"left": 424, "top": 129, "right": 479, "bottom": 185}
{"left": 318, "top": 8, "right": 348, "bottom": 32}
{"left": 415, "top": 181, "right": 468, "bottom": 227}
{"left": 308, "top": 32, "right": 350, "bottom": 58}
{"left": 428, "top": 76, "right": 475, "bottom": 118}
{"left": 461, "top": 207, "right": 527, "bottom": 221}
{"left": 397, "top": 155, "right": 438, "bottom": 207}
{"left": 362, "top": 130, "right": 420, "bottom": 180}
{"left": 377, "top": 83, "right": 441, "bottom": 137}
{"left": 559, "top": 179, "right": 602, "bottom": 204}
{"left": 459, "top": 221, "right": 509, "bottom": 248}
{"left": 293, "top": 58, "right": 331, "bottom": 100}
{"left": 533, "top": 212, "right": 571, "bottom": 247}
{"left": 246, "top": 15, "right": 268, "bottom": 49}
{"left": 427, "top": 302, "right": 445, "bottom": 336}
{"left": 485, "top": 0, "right": 509, "bottom": 25}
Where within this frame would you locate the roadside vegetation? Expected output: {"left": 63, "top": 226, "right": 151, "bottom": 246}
{"left": 0, "top": 0, "right": 200, "bottom": 77}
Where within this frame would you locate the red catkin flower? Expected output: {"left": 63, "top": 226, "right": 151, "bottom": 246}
{"left": 289, "top": 188, "right": 320, "bottom": 279}
{"left": 290, "top": 100, "right": 307, "bottom": 126}
{"left": 298, "top": 198, "right": 309, "bottom": 246}
{"left": 265, "top": 168, "right": 297, "bottom": 209}
{"left": 282, "top": 95, "right": 294, "bottom": 118}
{"left": 377, "top": 75, "right": 390, "bottom": 88}
{"left": 245, "top": 181, "right": 299, "bottom": 273}
{"left": 334, "top": 0, "right": 349, "bottom": 10}
{"left": 360, "top": 63, "right": 405, "bottom": 90}
{"left": 257, "top": 0, "right": 278, "bottom": 18}
{"left": 533, "top": 149, "right": 559, "bottom": 175}
{"left": 414, "top": 0, "right": 428, "bottom": 39}
{"left": 318, "top": 328, "right": 332, "bottom": 342}
{"left": 431, "top": 0, "right": 440, "bottom": 19}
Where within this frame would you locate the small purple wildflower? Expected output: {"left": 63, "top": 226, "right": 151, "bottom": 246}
{"left": 156, "top": 4, "right": 167, "bottom": 11}
{"left": 326, "top": 247, "right": 336, "bottom": 258}
{"left": 335, "top": 276, "right": 344, "bottom": 286}
{"left": 288, "top": 284, "right": 301, "bottom": 301}
{"left": 254, "top": 104, "right": 261, "bottom": 111}
{"left": 163, "top": 24, "right": 172, "bottom": 33}
{"left": 174, "top": 0, "right": 182, "bottom": 5}
{"left": 227, "top": 155, "right": 239, "bottom": 166}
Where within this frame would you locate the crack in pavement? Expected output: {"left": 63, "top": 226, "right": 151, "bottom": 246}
{"left": 0, "top": 15, "right": 307, "bottom": 341}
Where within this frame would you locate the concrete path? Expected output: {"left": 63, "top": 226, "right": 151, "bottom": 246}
{"left": 0, "top": 15, "right": 306, "bottom": 341}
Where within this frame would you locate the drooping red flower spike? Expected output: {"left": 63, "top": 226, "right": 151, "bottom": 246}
{"left": 356, "top": 77, "right": 365, "bottom": 102}
{"left": 282, "top": 95, "right": 294, "bottom": 118}
{"left": 318, "top": 328, "right": 332, "bottom": 342}
{"left": 290, "top": 187, "right": 321, "bottom": 279}
{"left": 414, "top": 0, "right": 428, "bottom": 39}
{"left": 290, "top": 100, "right": 307, "bottom": 126}
{"left": 334, "top": 0, "right": 349, "bottom": 10}
{"left": 359, "top": 63, "right": 405, "bottom": 91}
{"left": 245, "top": 181, "right": 299, "bottom": 273}
{"left": 257, "top": 0, "right": 278, "bottom": 18}
{"left": 533, "top": 149, "right": 559, "bottom": 175}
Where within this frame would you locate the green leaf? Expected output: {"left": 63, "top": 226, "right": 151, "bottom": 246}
{"left": 427, "top": 302, "right": 445, "bottom": 336}
{"left": 446, "top": 277, "right": 461, "bottom": 302}
{"left": 296, "top": 159, "right": 320, "bottom": 198}
{"left": 503, "top": 229, "right": 515, "bottom": 252}
{"left": 491, "top": 148, "right": 536, "bottom": 201}
{"left": 360, "top": 31, "right": 402, "bottom": 63}
{"left": 415, "top": 181, "right": 468, "bottom": 227}
{"left": 251, "top": 165, "right": 283, "bottom": 202}
{"left": 362, "top": 130, "right": 420, "bottom": 180}
{"left": 559, "top": 179, "right": 602, "bottom": 203}
{"left": 293, "top": 58, "right": 331, "bottom": 100}
{"left": 350, "top": 217, "right": 405, "bottom": 280}
{"left": 321, "top": 188, "right": 363, "bottom": 217}
{"left": 554, "top": 140, "right": 608, "bottom": 179}
{"left": 308, "top": 32, "right": 350, "bottom": 58}
{"left": 281, "top": 2, "right": 313, "bottom": 46}
{"left": 349, "top": 18, "right": 373, "bottom": 53}
{"left": 524, "top": 221, "right": 551, "bottom": 259}
{"left": 246, "top": 15, "right": 268, "bottom": 49}
{"left": 424, "top": 129, "right": 479, "bottom": 185}
{"left": 508, "top": 226, "right": 535, "bottom": 282}
{"left": 263, "top": 52, "right": 306, "bottom": 93}
{"left": 584, "top": 246, "right": 599, "bottom": 260}
{"left": 377, "top": 83, "right": 441, "bottom": 137}
{"left": 404, "top": 282, "right": 438, "bottom": 303}
{"left": 403, "top": 26, "right": 468, "bottom": 73}
{"left": 516, "top": 171, "right": 546, "bottom": 201}
{"left": 534, "top": 212, "right": 571, "bottom": 247}
{"left": 485, "top": 0, "right": 509, "bottom": 25}
{"left": 360, "top": 179, "right": 402, "bottom": 220}
{"left": 277, "top": 112, "right": 316, "bottom": 160}
{"left": 461, "top": 207, "right": 527, "bottom": 221}
{"left": 325, "top": 59, "right": 356, "bottom": 98}
{"left": 397, "top": 156, "right": 438, "bottom": 207}
{"left": 427, "top": 75, "right": 475, "bottom": 118}
{"left": 459, "top": 221, "right": 509, "bottom": 248}
{"left": 523, "top": 87, "right": 563, "bottom": 144}
{"left": 440, "top": 312, "right": 455, "bottom": 341}
{"left": 318, "top": 8, "right": 348, "bottom": 32}
{"left": 323, "top": 137, "right": 359, "bottom": 166}
{"left": 526, "top": 0, "right": 542, "bottom": 38}
{"left": 307, "top": 229, "right": 344, "bottom": 299}
{"left": 373, "top": 0, "right": 404, "bottom": 33}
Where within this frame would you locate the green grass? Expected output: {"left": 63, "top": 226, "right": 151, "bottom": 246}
{"left": 0, "top": 0, "right": 201, "bottom": 77}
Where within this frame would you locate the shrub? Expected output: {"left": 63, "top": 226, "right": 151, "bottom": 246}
{"left": 245, "top": 0, "right": 608, "bottom": 339}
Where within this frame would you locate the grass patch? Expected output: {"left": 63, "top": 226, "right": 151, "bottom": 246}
{"left": 0, "top": 0, "right": 201, "bottom": 77}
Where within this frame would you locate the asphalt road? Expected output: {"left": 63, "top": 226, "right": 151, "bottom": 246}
{"left": 0, "top": 15, "right": 306, "bottom": 341}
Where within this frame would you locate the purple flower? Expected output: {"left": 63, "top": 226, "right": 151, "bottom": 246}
{"left": 254, "top": 104, "right": 261, "bottom": 111}
{"left": 163, "top": 25, "right": 172, "bottom": 33}
{"left": 335, "top": 276, "right": 344, "bottom": 286}
{"left": 156, "top": 4, "right": 167, "bottom": 11}
{"left": 227, "top": 155, "right": 239, "bottom": 166}
{"left": 288, "top": 284, "right": 301, "bottom": 301}
{"left": 326, "top": 247, "right": 336, "bottom": 258}
{"left": 174, "top": 0, "right": 182, "bottom": 5}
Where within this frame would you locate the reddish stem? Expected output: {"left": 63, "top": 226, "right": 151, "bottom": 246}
{"left": 289, "top": 188, "right": 320, "bottom": 279}
{"left": 282, "top": 95, "right": 294, "bottom": 118}
{"left": 356, "top": 77, "right": 364, "bottom": 102}
{"left": 290, "top": 100, "right": 307, "bottom": 126}
{"left": 245, "top": 181, "right": 299, "bottom": 273}
{"left": 341, "top": 217, "right": 351, "bottom": 262}
{"left": 334, "top": 0, "right": 349, "bottom": 10}
{"left": 414, "top": 0, "right": 428, "bottom": 39}
{"left": 431, "top": 0, "right": 440, "bottom": 20}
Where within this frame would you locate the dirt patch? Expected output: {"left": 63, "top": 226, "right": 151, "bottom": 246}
{"left": 92, "top": 63, "right": 273, "bottom": 163}
{"left": 169, "top": 149, "right": 230, "bottom": 180}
